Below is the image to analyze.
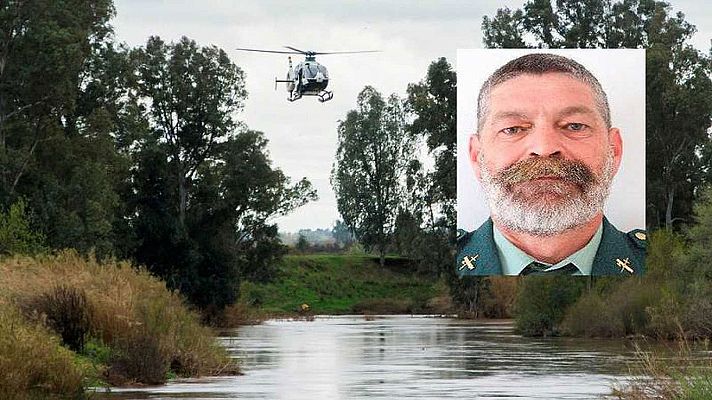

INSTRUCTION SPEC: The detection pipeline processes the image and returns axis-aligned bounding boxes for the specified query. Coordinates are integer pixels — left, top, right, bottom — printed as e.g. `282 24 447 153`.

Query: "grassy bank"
0 251 237 399
234 254 448 318
612 342 712 400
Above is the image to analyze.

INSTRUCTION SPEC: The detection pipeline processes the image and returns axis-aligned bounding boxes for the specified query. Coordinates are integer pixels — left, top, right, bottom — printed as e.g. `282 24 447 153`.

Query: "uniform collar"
493 222 603 276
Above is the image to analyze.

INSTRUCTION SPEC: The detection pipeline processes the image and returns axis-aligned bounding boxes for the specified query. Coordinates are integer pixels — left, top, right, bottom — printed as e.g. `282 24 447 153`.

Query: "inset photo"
456 49 646 276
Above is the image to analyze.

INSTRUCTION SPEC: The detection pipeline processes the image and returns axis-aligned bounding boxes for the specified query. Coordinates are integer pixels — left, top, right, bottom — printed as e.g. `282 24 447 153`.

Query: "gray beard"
478 152 615 236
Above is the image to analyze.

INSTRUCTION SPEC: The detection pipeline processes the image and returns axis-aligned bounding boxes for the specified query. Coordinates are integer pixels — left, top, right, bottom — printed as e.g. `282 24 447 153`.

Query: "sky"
112 0 712 233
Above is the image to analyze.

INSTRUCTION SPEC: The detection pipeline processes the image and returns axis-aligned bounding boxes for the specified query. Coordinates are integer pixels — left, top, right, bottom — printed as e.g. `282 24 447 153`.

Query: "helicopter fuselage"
289 60 329 92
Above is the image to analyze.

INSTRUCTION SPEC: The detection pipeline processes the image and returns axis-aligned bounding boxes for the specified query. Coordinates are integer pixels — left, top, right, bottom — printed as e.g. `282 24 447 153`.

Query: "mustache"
493 157 597 189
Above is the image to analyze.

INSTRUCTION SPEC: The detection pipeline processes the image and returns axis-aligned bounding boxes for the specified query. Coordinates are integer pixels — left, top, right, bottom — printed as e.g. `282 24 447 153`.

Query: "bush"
108 329 170 385
513 276 587 336
481 276 518 318
0 200 46 256
560 291 625 337
22 285 92 352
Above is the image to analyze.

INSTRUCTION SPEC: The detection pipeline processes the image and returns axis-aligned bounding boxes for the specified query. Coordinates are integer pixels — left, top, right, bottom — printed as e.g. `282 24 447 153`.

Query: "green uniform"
456 217 646 276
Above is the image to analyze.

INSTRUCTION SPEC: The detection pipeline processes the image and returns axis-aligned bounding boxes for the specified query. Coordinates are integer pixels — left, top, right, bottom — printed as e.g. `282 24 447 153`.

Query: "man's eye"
566 123 587 131
500 126 525 135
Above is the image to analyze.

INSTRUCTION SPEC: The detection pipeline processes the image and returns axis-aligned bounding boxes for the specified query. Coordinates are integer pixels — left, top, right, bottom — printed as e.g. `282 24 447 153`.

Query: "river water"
98 315 648 399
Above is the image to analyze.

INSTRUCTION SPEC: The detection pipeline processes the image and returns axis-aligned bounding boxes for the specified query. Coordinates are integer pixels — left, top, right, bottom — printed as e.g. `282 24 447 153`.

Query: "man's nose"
527 125 562 158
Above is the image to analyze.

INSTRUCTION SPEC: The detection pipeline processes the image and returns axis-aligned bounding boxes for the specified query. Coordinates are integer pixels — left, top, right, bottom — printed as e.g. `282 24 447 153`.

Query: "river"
97 315 649 399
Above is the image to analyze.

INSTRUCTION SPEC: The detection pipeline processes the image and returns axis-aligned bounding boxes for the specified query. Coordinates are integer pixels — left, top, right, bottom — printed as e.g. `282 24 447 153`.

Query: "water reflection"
97 315 645 399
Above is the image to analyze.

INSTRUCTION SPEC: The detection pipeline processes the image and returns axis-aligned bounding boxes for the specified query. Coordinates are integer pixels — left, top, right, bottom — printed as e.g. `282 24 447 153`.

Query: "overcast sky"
112 0 712 232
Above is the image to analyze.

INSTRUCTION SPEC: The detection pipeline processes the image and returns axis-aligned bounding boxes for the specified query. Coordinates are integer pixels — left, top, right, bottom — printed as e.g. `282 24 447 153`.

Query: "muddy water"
97 315 648 399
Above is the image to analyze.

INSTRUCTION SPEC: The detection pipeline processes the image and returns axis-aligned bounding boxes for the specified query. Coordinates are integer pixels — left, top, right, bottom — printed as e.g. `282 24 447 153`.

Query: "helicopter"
235 46 378 102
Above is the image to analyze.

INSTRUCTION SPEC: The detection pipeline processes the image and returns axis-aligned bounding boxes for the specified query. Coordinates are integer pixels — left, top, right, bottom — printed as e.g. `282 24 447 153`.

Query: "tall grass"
0 250 237 389
612 341 712 399
0 302 85 400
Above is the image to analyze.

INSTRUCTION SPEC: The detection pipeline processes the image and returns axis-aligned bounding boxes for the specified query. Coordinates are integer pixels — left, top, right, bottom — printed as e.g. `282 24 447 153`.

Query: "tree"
406 58 457 229
331 86 414 266
0 0 114 200
332 219 355 249
0 199 46 255
132 36 247 226
296 234 309 253
482 0 712 230
129 37 316 314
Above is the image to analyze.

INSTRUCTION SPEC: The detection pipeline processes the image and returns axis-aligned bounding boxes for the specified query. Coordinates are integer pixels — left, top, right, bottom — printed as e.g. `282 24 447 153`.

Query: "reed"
0 250 237 388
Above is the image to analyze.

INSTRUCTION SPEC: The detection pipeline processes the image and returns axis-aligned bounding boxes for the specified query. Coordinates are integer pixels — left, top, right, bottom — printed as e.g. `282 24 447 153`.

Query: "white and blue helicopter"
235 46 378 102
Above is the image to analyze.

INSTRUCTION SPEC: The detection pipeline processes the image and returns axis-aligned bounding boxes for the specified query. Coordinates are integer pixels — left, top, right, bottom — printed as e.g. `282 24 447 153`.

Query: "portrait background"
456 49 646 232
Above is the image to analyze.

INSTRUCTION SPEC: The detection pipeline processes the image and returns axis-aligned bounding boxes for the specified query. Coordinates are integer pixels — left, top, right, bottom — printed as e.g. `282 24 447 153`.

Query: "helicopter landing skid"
317 90 333 102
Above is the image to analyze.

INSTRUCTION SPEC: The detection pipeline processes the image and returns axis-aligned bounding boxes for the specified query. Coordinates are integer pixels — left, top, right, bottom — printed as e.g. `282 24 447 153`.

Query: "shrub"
108 329 170 385
481 276 518 318
560 291 625 337
0 200 46 256
22 285 92 352
513 276 587 336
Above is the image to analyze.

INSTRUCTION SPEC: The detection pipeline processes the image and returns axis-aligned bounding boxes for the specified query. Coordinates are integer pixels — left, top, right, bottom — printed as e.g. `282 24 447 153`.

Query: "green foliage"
332 219 355 248
0 200 46 255
332 87 414 266
130 37 315 313
561 277 658 338
513 277 587 336
406 58 457 228
245 255 439 315
296 234 309 253
560 291 625 337
0 0 123 258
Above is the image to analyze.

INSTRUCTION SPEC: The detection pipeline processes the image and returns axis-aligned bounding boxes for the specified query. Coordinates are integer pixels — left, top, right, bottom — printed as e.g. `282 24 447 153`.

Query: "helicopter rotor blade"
284 46 309 54
311 50 380 55
235 47 302 55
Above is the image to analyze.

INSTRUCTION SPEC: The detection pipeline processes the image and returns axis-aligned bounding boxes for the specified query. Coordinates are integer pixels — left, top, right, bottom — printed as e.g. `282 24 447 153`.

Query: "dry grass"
0 302 85 400
611 340 712 400
0 250 237 387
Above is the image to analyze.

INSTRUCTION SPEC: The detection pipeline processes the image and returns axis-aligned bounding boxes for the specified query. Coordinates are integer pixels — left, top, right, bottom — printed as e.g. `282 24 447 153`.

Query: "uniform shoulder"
626 229 647 249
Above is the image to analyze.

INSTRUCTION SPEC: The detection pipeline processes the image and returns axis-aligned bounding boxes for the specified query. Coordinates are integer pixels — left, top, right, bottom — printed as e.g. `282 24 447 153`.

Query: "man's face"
470 72 623 235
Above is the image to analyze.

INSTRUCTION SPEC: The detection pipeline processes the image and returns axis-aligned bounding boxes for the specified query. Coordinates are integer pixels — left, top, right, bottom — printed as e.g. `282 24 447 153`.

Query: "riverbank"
0 251 238 400
226 254 450 324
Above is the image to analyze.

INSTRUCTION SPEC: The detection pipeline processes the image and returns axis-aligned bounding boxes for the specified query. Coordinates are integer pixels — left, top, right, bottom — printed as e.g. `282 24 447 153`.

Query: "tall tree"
482 0 712 230
132 36 246 226
0 0 114 199
406 57 457 229
406 58 493 308
331 86 414 266
0 1 135 256
129 38 316 313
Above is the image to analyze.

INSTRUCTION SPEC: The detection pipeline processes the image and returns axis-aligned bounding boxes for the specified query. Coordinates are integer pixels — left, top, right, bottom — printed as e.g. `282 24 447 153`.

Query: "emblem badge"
460 254 479 271
616 257 634 274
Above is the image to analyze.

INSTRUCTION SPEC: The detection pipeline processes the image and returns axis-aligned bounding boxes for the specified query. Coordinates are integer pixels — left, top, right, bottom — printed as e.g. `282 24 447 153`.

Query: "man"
457 53 645 276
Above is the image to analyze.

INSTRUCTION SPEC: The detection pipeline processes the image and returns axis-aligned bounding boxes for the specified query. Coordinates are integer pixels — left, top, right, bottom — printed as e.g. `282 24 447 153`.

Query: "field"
238 254 448 316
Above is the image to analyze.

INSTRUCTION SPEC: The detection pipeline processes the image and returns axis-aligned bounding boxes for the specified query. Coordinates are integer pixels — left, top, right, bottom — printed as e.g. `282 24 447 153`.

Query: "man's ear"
469 134 483 180
609 127 623 174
